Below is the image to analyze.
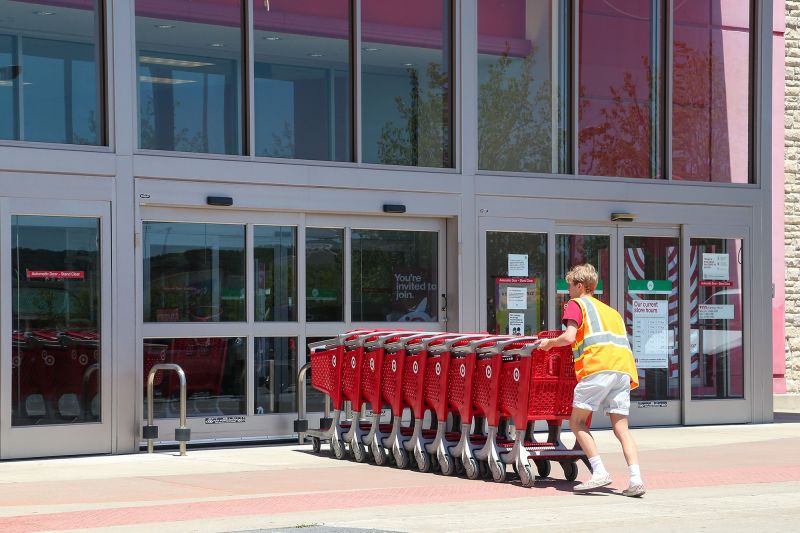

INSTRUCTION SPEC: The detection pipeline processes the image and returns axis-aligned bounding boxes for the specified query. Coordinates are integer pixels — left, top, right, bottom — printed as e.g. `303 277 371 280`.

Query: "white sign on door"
507 254 529 277
508 313 525 335
632 300 669 369
702 253 729 281
506 287 528 310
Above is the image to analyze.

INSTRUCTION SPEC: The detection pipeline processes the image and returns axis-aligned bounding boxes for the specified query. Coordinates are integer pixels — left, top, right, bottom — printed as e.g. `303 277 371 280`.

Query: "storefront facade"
0 0 775 459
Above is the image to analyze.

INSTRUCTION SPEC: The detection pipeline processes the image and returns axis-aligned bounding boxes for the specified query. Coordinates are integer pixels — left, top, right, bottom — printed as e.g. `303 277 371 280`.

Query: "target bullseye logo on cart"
369 358 375 371
391 360 397 372
332 355 337 367
351 356 356 369
485 366 492 379
460 364 466 378
435 362 441 376
513 368 520 382
413 361 419 374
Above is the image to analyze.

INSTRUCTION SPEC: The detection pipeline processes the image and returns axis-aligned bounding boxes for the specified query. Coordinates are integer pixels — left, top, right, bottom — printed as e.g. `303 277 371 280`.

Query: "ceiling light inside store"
263 36 281 41
34 10 55 16
210 42 225 47
308 53 324 58
139 75 197 85
155 24 176 29
403 63 414 67
140 56 214 68
363 47 380 52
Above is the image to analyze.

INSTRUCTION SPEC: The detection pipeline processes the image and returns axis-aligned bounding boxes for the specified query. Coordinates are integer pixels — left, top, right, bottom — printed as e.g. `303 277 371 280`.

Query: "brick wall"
786 1 800 393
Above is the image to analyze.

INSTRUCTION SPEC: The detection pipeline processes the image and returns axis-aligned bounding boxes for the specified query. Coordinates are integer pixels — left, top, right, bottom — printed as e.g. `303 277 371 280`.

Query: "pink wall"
773 2 786 393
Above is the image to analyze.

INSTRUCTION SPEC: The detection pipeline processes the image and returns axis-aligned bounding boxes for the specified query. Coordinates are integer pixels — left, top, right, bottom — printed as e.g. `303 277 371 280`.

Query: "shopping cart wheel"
371 441 387 465
416 449 432 473
331 437 347 460
465 458 480 480
352 440 367 463
519 465 535 487
311 437 321 453
534 459 551 478
491 461 507 483
561 461 579 481
439 455 455 476
478 460 490 479
394 447 409 469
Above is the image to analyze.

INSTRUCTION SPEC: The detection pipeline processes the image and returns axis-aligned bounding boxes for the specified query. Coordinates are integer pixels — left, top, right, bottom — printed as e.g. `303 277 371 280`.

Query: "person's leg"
609 413 645 497
570 407 612 490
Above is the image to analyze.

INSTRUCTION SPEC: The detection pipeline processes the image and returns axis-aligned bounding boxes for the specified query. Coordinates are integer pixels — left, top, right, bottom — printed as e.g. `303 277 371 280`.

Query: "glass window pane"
623 236 680 401
486 232 547 335
143 222 246 322
578 0 662 178
12 216 101 426
136 0 243 154
144 337 245 418
556 235 611 318
254 225 297 321
254 337 298 414
477 0 569 173
672 1 752 183
253 0 351 161
361 0 452 167
351 230 438 322
689 238 744 399
0 0 103 145
306 228 344 321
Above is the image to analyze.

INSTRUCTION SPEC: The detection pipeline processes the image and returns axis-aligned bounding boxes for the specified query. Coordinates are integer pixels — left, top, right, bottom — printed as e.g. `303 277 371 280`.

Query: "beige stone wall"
787 1 800 393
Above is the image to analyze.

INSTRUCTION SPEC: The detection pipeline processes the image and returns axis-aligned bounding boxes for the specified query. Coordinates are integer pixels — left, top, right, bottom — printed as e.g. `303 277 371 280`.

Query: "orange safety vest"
571 296 639 389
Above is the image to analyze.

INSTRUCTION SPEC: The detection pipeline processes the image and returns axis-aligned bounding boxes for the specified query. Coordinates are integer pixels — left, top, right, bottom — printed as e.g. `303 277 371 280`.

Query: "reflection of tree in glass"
139 96 207 153
478 48 555 173
377 63 449 167
260 121 295 158
579 56 654 178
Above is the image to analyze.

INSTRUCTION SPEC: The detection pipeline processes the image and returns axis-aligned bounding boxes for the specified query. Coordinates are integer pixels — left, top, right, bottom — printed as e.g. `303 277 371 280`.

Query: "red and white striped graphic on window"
624 247 646 381
666 246 700 378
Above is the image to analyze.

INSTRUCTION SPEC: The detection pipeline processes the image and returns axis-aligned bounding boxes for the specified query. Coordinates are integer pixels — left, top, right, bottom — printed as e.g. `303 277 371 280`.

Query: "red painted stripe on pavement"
2 464 800 532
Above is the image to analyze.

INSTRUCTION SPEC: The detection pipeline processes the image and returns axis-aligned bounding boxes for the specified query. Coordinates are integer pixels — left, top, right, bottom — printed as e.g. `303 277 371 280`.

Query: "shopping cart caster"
351 440 368 463
478 460 490 479
490 461 506 483
331 436 347 460
534 459 551 478
415 449 432 473
371 440 387 466
439 454 455 476
312 437 321 453
465 458 480 480
560 460 579 481
518 464 535 487
393 446 409 469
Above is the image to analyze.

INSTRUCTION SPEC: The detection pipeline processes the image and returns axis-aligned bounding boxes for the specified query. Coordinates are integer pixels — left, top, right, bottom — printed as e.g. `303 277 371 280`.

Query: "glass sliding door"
1 199 111 459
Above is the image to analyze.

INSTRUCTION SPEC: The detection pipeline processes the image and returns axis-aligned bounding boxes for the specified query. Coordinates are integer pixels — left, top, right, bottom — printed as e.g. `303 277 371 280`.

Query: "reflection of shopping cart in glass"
62 330 101 420
12 330 49 422
28 330 87 420
154 338 229 415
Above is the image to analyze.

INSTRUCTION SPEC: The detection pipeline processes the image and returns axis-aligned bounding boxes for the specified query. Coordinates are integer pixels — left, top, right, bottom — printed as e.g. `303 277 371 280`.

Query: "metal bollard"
145 363 189 456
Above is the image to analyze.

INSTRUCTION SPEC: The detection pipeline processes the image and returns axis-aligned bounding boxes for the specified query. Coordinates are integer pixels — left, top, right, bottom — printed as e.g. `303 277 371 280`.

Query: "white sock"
629 464 643 485
589 456 608 477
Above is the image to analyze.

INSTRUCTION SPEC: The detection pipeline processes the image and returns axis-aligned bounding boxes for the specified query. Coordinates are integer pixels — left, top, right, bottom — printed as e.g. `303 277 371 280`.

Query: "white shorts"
573 371 631 416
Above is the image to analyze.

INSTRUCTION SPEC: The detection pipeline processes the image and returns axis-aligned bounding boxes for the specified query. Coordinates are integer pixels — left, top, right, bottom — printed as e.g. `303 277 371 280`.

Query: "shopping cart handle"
479 336 540 356
364 330 420 350
504 341 543 357
453 335 512 355
427 333 490 353
384 331 443 351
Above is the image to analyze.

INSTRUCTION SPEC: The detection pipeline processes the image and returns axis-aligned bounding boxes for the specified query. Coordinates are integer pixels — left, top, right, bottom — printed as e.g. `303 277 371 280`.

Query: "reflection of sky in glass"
135 1 242 154
0 0 101 144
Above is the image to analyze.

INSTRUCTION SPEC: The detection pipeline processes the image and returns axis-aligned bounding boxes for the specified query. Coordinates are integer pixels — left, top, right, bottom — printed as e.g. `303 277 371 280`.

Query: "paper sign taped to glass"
631 299 669 369
495 277 539 335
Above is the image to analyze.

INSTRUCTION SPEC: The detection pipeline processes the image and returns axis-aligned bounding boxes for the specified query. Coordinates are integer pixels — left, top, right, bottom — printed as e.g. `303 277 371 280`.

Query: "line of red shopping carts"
304 330 588 486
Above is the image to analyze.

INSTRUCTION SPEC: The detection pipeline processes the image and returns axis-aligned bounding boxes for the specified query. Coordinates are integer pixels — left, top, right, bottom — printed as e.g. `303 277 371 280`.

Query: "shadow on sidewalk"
773 411 800 423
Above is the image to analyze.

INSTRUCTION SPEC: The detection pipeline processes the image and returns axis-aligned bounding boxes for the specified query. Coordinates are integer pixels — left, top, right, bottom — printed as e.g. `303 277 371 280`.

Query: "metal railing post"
296 362 311 444
144 363 189 456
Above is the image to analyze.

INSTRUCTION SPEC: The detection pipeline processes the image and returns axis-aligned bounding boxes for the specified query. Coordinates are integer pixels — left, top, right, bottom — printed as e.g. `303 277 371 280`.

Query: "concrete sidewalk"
1 415 800 532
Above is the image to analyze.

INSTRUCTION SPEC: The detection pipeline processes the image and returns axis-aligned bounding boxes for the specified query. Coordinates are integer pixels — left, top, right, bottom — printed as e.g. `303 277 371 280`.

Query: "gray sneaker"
574 473 613 491
622 483 646 497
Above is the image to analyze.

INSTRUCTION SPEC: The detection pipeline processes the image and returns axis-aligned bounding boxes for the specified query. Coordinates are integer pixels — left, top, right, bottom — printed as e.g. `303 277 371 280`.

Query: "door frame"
681 224 751 425
0 198 112 459
135 205 449 443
